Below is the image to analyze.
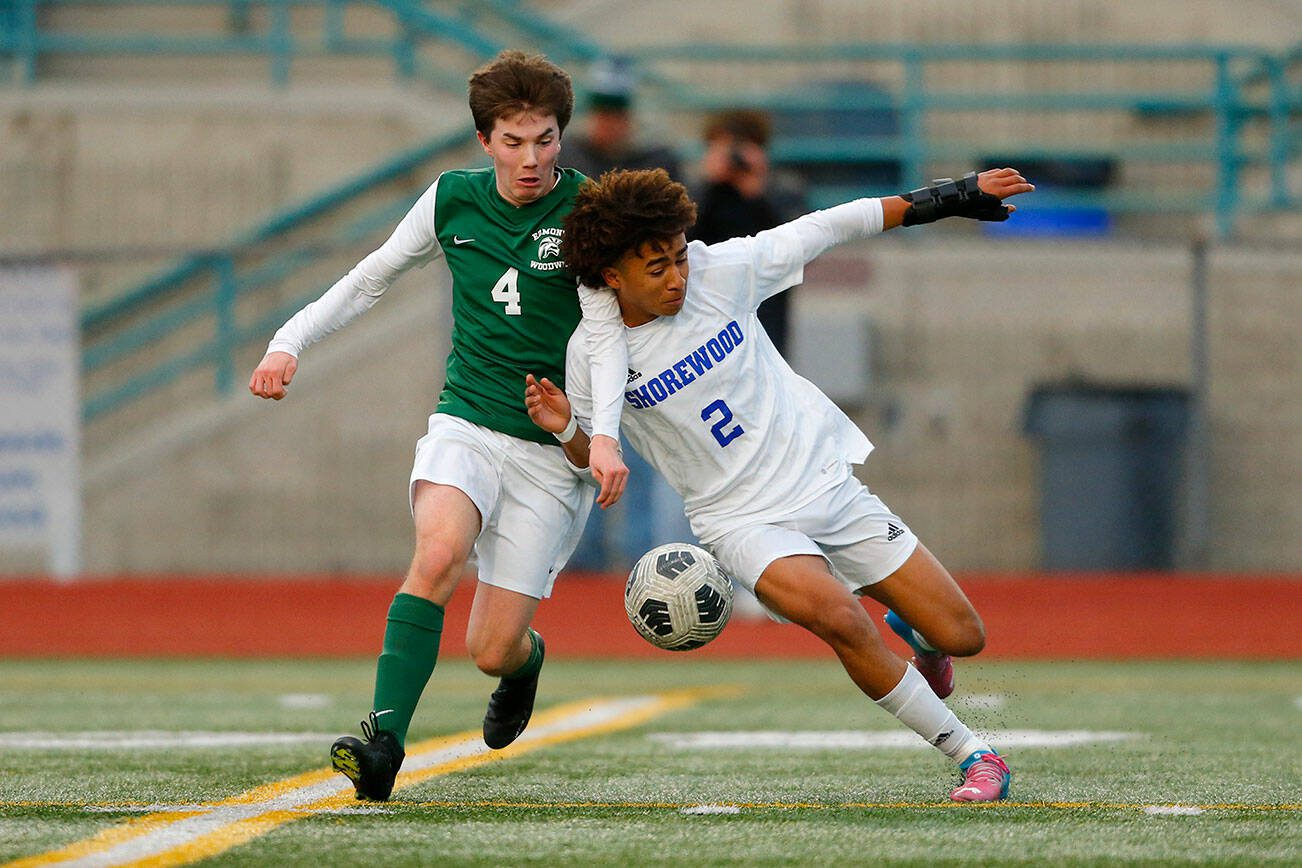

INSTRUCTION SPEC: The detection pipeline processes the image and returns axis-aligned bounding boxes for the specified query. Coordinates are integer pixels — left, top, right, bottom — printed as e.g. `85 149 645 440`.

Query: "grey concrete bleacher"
0 1 1297 574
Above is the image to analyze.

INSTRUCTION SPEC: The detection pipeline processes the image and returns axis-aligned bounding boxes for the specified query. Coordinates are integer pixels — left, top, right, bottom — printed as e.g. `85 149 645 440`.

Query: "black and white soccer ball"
625 543 734 651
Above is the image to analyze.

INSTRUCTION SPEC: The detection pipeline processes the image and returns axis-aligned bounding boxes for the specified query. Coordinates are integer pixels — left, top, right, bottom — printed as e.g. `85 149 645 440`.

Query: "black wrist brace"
900 171 1009 226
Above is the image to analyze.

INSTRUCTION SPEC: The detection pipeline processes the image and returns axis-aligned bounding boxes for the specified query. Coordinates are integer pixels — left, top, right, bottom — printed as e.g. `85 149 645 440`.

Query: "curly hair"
562 169 697 289
467 50 573 138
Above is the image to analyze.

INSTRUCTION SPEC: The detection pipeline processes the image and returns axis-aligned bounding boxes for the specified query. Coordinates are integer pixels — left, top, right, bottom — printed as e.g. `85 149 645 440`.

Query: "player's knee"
809 599 875 652
938 610 985 657
467 639 516 677
408 538 465 591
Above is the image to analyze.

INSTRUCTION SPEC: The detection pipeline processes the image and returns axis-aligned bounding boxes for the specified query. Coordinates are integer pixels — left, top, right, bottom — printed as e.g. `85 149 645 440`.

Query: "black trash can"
1023 384 1190 570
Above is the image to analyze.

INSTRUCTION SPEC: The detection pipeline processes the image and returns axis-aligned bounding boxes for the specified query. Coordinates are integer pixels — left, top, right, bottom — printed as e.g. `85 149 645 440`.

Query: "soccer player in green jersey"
249 51 630 801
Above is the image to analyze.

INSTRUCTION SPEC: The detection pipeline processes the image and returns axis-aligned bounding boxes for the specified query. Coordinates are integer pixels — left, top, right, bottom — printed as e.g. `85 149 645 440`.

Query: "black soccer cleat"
482 634 544 749
330 711 404 801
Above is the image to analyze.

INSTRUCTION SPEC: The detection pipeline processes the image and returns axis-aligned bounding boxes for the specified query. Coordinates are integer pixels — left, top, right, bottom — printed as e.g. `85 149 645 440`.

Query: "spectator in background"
690 109 805 356
564 57 681 180
564 58 687 574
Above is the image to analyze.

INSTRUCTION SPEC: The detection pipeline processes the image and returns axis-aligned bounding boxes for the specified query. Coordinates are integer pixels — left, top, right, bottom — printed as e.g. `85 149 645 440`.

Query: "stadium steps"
83 259 451 573
23 0 408 86
80 134 482 460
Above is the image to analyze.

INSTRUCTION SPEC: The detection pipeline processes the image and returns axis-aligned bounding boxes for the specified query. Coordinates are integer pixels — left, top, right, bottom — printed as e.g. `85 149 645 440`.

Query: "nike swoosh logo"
453 236 475 245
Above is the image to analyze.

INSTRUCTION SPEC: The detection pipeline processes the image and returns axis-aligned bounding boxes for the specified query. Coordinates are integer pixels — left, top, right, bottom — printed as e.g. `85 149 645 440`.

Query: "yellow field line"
306 688 713 811
4 814 207 868
4 689 717 868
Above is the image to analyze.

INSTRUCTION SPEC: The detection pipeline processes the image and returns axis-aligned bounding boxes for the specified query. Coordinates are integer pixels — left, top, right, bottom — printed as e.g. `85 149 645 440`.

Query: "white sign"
0 266 81 576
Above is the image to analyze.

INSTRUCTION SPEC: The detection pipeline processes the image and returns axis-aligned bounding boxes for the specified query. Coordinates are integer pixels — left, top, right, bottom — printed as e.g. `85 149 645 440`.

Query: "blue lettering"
0 469 37 491
0 507 45 528
0 430 65 452
685 348 714 376
672 360 696 386
625 320 746 411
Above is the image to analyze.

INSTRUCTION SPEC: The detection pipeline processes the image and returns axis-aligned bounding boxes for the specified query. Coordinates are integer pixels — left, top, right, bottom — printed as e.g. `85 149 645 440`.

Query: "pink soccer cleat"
950 751 1011 802
912 652 955 699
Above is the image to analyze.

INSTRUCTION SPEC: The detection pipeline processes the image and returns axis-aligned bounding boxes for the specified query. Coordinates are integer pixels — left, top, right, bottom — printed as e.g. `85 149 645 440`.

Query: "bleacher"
0 1 1297 573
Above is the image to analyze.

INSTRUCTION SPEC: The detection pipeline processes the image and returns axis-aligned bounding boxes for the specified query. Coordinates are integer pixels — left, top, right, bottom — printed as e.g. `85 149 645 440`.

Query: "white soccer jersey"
567 198 886 543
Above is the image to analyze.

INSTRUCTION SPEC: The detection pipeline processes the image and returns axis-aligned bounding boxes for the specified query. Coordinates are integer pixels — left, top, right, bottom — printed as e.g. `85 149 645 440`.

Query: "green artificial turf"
1 658 1297 866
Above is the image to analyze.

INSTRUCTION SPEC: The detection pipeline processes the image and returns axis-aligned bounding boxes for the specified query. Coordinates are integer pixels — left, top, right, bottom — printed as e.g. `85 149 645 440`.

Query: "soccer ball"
625 543 734 651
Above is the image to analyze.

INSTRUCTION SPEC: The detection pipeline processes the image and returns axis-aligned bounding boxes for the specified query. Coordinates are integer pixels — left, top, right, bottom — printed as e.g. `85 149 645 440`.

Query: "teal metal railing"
622 42 1299 235
0 0 506 86
29 2 1293 422
80 126 474 421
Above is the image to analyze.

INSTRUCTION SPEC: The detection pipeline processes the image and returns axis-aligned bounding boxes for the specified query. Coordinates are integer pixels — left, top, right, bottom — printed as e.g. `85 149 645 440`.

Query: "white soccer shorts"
409 413 593 599
708 472 919 597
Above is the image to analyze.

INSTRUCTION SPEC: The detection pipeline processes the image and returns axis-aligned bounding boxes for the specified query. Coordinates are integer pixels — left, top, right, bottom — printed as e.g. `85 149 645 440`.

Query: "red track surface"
2 573 1298 660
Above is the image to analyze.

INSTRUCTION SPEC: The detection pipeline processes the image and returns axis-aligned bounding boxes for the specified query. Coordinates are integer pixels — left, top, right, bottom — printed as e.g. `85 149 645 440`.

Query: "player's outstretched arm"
525 374 592 472
881 167 1034 230
249 351 298 400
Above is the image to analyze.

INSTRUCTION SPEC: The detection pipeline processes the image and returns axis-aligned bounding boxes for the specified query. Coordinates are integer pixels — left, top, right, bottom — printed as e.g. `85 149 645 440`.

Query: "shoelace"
965 754 1009 784
359 710 381 742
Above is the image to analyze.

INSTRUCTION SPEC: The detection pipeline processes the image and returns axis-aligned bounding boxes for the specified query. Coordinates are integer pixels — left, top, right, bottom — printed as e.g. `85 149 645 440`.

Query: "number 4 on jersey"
491 267 521 315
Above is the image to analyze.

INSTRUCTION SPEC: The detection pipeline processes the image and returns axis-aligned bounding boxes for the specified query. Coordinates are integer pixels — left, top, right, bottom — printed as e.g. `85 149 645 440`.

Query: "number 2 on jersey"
701 399 744 448
491 267 522 315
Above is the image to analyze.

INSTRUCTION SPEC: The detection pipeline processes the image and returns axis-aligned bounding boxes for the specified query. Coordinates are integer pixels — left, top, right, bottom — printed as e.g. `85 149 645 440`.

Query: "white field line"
79 805 391 815
0 733 335 750
648 729 1139 750
9 693 696 868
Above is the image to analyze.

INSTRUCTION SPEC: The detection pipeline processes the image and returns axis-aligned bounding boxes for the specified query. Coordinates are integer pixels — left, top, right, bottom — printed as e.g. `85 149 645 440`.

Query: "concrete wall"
555 0 1300 48
795 236 1299 572
0 84 465 305
81 272 448 575
68 237 1299 575
2 0 1295 574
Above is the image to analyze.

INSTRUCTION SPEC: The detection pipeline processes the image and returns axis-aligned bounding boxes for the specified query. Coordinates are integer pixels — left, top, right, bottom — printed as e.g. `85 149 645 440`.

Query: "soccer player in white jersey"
525 167 1034 802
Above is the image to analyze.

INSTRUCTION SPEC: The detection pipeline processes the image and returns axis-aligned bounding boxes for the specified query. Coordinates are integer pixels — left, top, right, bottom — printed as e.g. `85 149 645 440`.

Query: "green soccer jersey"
432 167 587 444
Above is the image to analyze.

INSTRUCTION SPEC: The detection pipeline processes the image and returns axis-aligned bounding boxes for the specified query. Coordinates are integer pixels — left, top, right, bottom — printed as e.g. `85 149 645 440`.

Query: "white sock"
874 663 988 763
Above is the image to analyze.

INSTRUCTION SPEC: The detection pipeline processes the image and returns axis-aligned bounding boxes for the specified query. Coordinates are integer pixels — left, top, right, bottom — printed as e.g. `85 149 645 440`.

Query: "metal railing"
624 42 1299 234
0 0 505 85
80 126 473 421
13 2 1293 422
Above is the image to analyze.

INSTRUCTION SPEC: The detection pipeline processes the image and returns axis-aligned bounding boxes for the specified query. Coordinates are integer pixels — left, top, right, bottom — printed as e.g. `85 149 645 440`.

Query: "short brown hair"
703 109 771 147
467 50 574 138
563 169 698 289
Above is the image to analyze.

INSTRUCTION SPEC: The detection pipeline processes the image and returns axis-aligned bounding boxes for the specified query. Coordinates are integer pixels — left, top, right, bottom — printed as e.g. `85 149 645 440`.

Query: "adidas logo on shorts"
887 522 905 541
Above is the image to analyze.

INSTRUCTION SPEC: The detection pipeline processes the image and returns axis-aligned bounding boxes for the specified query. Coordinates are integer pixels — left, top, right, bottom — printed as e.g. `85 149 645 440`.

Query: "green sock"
371 593 443 747
505 629 543 682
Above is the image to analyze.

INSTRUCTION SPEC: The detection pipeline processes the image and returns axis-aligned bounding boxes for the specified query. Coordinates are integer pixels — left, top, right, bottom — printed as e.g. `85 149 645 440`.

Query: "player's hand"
524 374 573 434
249 351 297 400
588 434 629 509
976 167 1035 214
